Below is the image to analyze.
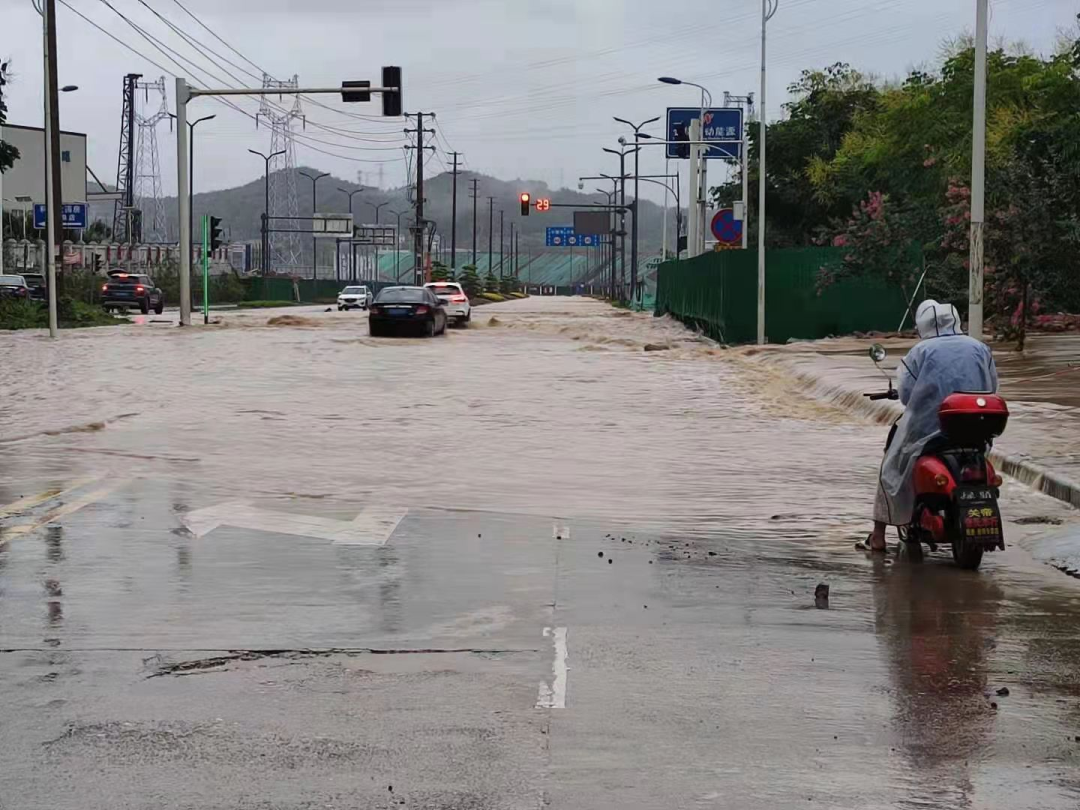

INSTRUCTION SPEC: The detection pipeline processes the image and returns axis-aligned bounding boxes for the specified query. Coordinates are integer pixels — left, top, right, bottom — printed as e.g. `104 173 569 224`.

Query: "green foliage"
0 297 124 330
458 265 481 297
0 60 19 174
430 261 453 282
483 269 499 293
730 22 1080 330
498 274 517 295
83 220 113 243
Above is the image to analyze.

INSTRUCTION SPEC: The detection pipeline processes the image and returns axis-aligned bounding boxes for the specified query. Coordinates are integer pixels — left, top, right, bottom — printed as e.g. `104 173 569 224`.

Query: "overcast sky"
2 0 1075 204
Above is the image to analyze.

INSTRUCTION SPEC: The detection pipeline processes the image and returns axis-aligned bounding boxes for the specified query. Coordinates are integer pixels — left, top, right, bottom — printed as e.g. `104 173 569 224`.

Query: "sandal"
855 534 888 553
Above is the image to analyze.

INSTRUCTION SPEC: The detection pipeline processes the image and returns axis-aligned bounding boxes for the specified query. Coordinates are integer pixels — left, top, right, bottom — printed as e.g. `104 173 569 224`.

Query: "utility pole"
515 230 520 281
509 221 515 279
499 209 505 277
404 112 436 284
487 196 495 273
35 0 63 335
759 0 779 345
469 178 479 265
449 151 462 270
968 0 988 341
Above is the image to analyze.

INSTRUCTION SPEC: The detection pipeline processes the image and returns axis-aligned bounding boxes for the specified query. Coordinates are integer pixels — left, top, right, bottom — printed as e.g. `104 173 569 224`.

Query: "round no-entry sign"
711 209 743 245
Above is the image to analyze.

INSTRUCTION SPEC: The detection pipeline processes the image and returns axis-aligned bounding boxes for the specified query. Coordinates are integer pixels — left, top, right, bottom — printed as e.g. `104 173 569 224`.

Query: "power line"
56 1 404 166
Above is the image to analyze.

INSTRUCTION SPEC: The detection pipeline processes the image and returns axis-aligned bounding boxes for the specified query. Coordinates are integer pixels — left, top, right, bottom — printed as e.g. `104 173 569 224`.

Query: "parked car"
20 273 47 302
368 286 447 338
0 274 31 301
337 285 372 310
101 272 165 314
424 281 471 325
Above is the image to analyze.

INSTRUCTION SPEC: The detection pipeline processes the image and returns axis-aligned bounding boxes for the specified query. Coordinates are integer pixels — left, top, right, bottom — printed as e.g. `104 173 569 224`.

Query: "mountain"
149 168 676 263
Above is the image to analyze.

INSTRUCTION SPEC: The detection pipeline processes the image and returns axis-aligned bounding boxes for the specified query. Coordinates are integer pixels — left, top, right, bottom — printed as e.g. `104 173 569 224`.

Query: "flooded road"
2 297 1079 808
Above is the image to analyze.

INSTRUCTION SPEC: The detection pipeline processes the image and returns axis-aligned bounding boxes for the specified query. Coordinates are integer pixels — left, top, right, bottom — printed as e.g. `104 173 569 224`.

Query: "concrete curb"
752 353 1080 514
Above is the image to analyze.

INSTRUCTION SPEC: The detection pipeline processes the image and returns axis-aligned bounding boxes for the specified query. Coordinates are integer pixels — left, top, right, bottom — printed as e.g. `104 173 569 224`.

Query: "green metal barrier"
655 248 909 344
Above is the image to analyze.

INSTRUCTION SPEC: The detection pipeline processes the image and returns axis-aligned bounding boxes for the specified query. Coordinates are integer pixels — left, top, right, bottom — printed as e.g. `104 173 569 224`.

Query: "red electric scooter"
865 344 1009 570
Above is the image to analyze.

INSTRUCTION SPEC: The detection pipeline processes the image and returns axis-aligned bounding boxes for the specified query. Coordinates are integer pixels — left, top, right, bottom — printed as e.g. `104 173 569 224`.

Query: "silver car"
337 285 372 311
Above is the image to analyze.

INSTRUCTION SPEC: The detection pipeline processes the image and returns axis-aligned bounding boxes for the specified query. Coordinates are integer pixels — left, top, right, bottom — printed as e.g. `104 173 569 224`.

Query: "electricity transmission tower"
133 76 170 243
257 73 304 269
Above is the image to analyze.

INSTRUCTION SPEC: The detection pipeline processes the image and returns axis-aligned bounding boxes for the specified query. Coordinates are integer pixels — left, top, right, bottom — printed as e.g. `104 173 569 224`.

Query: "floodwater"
2 297 1080 809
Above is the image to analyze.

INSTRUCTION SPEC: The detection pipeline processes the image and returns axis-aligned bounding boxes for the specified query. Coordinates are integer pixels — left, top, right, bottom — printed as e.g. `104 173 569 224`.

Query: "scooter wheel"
951 539 984 570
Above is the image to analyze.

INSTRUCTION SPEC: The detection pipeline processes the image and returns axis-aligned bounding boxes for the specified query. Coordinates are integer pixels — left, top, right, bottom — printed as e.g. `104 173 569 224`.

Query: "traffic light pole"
202 214 209 325
176 72 401 326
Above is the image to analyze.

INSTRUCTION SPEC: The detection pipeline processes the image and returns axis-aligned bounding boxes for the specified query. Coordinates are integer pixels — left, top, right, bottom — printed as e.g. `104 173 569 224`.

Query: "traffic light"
520 193 531 216
341 80 371 103
382 66 402 117
209 216 224 252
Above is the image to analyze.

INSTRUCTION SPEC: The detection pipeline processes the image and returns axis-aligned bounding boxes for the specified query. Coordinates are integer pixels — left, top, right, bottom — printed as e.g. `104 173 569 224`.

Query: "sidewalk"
743 333 1080 511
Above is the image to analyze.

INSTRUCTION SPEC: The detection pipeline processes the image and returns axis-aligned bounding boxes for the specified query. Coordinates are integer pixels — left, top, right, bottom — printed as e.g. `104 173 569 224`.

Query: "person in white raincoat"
867 300 998 551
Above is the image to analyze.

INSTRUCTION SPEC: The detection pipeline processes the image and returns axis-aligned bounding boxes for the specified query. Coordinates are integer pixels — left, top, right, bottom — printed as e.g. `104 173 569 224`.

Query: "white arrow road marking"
536 626 569 710
182 501 407 546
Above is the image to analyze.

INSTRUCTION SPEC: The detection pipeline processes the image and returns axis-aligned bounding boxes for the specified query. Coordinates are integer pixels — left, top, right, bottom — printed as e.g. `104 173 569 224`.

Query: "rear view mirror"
869 344 887 363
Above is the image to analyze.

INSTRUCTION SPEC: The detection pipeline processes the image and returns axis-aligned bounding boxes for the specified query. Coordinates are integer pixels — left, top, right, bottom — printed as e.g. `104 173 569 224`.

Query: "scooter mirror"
869 344 888 363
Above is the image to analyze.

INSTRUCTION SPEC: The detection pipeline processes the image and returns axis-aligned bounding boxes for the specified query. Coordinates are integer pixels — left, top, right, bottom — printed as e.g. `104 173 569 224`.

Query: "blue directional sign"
34 202 88 230
666 107 743 161
546 227 600 248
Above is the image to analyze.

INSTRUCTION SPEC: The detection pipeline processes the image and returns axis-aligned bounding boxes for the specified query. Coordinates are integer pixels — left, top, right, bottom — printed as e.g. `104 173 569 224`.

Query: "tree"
483 269 499 294
0 60 18 174
458 264 481 298
83 219 113 243
429 261 452 282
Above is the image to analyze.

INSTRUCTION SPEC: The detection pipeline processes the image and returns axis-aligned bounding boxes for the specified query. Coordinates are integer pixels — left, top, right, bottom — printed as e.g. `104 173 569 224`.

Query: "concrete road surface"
2 298 1079 809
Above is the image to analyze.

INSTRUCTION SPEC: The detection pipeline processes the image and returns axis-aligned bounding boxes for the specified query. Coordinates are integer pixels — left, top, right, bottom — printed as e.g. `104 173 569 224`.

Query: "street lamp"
657 76 712 259
603 146 638 301
170 112 215 296
614 116 660 304
389 209 409 282
366 200 390 280
248 148 285 274
339 186 363 281
299 170 329 279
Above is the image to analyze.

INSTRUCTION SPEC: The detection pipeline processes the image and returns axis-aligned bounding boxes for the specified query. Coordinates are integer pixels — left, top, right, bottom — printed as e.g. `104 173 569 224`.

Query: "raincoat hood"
916 300 962 339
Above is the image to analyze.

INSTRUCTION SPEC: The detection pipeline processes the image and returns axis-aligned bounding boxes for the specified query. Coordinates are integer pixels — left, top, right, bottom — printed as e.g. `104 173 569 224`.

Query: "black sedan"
368 286 448 338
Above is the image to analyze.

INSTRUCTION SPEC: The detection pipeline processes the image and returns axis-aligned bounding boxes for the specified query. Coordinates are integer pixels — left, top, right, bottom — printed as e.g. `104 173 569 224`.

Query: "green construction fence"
655 248 910 344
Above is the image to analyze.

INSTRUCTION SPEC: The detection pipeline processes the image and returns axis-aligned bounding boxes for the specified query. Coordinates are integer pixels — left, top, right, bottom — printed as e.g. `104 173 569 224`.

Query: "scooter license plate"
957 487 1003 546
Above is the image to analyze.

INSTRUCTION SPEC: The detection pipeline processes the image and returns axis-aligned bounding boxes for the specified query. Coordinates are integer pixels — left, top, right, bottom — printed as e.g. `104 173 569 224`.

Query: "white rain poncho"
875 301 998 525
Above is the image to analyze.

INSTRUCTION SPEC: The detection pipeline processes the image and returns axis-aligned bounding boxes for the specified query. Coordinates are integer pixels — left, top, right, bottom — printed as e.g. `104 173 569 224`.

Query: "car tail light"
416 305 430 315
960 466 985 483
102 284 109 291
135 285 145 293
451 294 467 302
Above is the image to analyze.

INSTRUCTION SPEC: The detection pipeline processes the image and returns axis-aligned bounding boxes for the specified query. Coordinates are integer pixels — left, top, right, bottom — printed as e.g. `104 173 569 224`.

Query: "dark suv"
101 273 165 314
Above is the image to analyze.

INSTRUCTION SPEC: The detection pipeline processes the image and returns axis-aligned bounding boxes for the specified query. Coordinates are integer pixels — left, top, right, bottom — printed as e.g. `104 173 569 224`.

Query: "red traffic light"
520 193 530 203
520 193 531 216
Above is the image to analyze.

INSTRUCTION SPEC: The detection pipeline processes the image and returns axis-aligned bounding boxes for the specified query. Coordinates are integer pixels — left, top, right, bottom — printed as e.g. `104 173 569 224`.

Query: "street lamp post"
595 186 616 298
390 209 409 282
658 77 712 257
603 146 638 301
614 116 659 303
758 0 779 345
339 186 363 281
367 200 389 281
248 149 285 275
171 113 215 303
969 0 988 340
299 170 329 279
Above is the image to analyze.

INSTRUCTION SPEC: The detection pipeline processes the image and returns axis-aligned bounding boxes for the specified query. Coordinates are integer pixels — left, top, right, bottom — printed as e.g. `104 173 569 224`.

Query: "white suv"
424 282 471 324
337 285 372 310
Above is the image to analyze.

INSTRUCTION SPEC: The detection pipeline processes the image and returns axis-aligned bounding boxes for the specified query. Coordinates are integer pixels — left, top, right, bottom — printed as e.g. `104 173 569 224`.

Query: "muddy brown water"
2 298 1080 809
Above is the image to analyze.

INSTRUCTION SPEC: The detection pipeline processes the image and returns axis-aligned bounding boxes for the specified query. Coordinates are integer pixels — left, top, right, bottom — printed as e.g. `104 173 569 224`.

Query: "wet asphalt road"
2 298 1080 809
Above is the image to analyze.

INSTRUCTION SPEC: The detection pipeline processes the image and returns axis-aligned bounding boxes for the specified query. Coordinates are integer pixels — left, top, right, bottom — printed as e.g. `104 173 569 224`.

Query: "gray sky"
2 0 1075 204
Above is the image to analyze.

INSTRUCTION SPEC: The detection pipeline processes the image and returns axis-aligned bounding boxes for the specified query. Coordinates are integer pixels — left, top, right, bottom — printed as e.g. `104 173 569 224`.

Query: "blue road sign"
546 227 601 248
711 209 743 244
34 202 88 230
666 107 743 161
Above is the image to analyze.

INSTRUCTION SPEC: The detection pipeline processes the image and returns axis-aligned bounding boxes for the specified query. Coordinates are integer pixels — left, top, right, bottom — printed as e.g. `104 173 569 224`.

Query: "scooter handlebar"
864 391 899 401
